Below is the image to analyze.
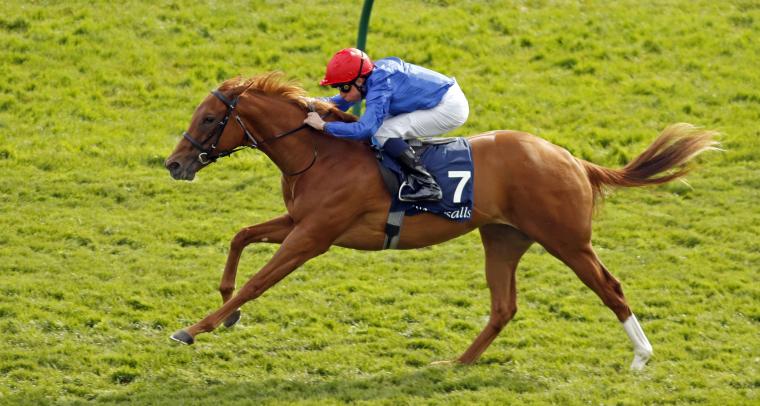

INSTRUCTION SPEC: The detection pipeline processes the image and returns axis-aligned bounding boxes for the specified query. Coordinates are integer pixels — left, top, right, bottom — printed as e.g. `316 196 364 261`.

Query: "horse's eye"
203 116 216 124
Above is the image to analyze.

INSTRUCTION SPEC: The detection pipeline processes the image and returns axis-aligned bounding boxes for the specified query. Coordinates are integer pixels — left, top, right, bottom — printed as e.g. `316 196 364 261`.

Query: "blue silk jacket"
323 57 454 141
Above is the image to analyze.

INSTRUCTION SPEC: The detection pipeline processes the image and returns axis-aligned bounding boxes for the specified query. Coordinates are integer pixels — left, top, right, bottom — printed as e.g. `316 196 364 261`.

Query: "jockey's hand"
304 112 326 131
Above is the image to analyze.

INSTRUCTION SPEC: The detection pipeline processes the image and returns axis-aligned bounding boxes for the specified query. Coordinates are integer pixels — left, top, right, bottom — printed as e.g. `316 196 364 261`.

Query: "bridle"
182 90 328 176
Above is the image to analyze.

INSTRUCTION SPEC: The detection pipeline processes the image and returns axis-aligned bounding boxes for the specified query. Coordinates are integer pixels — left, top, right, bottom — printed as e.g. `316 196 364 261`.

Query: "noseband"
182 90 327 176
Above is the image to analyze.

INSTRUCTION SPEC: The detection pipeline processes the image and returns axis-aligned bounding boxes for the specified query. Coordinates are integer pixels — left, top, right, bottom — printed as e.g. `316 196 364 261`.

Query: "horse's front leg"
171 226 333 345
219 215 294 327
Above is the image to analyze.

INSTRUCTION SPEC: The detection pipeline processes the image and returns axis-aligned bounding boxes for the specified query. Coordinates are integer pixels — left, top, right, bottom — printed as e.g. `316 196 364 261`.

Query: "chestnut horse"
164 72 718 370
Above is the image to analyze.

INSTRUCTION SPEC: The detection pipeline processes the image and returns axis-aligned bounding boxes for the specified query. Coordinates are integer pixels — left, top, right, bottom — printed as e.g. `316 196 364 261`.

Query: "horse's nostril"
166 161 180 171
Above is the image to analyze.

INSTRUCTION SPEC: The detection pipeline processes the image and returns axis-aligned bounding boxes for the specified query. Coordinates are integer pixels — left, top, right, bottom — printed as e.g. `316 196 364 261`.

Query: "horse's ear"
328 107 359 123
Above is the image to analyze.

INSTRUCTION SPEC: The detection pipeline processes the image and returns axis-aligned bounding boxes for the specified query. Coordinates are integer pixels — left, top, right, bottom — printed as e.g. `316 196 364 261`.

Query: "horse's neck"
264 127 317 177
242 94 359 176
324 107 358 124
242 96 316 175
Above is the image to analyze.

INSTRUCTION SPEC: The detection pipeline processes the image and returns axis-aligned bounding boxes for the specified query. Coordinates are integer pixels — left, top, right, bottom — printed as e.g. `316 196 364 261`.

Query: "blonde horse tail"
580 123 721 203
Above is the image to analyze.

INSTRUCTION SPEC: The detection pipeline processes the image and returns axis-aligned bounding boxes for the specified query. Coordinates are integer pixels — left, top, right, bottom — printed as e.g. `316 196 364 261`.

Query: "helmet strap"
353 50 370 97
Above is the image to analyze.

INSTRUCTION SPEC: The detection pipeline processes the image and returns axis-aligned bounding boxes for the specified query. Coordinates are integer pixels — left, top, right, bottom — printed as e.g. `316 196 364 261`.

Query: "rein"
182 90 329 176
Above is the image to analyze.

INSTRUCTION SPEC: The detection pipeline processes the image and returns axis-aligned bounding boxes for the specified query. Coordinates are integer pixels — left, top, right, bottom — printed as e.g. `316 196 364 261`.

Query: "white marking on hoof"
622 314 653 371
631 347 653 371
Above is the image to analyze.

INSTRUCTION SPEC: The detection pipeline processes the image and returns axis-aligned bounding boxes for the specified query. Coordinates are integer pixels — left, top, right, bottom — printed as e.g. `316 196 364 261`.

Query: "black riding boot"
395 147 443 202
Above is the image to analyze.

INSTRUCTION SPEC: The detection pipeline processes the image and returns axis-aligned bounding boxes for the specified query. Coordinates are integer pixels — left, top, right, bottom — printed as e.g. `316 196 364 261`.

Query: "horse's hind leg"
551 243 653 370
455 224 533 364
219 214 294 327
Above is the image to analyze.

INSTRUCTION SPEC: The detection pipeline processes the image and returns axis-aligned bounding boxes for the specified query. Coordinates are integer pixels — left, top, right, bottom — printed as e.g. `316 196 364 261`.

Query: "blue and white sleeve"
323 78 392 141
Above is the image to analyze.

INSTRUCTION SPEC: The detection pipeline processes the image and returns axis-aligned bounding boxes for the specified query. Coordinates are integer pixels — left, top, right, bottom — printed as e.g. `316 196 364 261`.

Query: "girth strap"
382 208 405 250
376 157 405 250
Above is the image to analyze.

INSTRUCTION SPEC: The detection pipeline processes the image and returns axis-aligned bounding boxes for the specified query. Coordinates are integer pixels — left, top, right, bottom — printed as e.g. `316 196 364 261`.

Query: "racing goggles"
332 82 355 93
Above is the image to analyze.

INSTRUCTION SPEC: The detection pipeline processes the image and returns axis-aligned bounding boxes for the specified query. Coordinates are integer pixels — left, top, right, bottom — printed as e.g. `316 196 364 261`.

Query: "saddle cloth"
377 137 474 222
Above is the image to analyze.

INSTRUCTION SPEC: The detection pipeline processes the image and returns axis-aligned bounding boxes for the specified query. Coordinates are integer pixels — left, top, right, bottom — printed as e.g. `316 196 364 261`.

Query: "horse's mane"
217 72 357 123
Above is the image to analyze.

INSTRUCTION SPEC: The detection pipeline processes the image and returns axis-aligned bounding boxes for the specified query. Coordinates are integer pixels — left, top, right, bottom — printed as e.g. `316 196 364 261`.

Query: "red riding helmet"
319 48 374 86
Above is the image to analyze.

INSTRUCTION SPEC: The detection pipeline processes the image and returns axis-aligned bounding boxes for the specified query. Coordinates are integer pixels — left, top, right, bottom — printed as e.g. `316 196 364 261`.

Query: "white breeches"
373 81 469 147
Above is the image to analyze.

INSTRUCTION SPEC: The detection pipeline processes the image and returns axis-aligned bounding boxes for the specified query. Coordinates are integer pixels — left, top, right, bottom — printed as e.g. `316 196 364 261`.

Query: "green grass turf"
0 0 757 404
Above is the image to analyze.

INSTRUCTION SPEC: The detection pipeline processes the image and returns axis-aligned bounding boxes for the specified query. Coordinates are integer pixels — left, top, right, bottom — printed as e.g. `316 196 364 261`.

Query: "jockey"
304 48 469 202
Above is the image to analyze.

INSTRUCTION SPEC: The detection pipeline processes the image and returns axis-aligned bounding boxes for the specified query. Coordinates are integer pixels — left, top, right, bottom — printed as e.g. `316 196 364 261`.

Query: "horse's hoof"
630 348 653 371
170 330 194 345
223 309 241 328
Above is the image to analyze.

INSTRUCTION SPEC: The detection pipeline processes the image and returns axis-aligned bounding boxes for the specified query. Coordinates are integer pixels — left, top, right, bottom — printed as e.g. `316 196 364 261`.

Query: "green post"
352 0 374 116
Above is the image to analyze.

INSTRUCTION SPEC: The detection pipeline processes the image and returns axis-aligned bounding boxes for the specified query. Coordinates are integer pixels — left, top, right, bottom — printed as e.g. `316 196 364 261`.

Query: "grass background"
1 0 758 404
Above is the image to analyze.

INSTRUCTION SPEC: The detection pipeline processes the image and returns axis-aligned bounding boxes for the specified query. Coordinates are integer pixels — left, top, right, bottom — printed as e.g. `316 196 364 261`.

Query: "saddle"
374 137 475 249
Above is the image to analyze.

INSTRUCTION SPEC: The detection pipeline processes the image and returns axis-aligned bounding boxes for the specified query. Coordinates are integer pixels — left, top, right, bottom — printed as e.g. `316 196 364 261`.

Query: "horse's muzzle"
164 159 196 181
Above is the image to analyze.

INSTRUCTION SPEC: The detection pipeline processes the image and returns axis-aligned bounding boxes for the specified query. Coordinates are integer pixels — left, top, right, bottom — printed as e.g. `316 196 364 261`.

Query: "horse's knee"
230 228 253 251
490 304 517 332
219 284 234 297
